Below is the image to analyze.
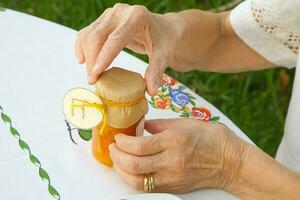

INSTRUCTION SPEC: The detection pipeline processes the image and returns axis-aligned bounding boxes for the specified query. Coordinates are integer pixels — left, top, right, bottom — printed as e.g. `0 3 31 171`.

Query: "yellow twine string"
71 96 145 135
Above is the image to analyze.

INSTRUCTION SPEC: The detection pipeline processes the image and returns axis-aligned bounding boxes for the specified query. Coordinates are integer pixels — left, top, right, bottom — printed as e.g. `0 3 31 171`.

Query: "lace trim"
251 0 299 54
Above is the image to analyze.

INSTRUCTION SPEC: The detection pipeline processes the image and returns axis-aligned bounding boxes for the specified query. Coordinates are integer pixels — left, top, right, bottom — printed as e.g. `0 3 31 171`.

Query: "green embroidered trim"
0 105 61 200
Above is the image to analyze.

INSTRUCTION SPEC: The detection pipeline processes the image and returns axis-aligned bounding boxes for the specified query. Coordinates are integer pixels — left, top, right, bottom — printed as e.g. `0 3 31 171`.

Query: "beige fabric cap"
95 67 148 128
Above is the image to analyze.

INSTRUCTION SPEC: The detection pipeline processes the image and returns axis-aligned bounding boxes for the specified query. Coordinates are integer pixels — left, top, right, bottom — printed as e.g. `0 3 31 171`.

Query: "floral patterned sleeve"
230 0 300 68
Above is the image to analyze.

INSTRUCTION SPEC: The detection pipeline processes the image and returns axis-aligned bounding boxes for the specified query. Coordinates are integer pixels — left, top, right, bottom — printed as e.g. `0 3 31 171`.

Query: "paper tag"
136 117 145 137
62 87 103 130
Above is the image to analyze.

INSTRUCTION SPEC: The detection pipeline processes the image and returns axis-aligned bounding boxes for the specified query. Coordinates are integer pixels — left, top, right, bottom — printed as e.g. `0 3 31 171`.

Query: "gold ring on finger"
144 173 155 192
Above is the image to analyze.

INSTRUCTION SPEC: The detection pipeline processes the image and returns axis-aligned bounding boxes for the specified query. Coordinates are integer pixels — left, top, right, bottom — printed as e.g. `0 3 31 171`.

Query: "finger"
85 24 110 84
126 36 147 54
112 3 129 12
94 7 112 24
113 163 144 191
144 55 166 96
75 30 85 64
114 163 164 192
114 133 166 156
89 25 130 84
82 8 114 83
145 118 180 134
126 40 146 54
109 143 162 174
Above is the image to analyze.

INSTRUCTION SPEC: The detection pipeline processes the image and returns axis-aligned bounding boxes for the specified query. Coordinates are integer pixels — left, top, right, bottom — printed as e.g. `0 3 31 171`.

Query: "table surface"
0 9 251 200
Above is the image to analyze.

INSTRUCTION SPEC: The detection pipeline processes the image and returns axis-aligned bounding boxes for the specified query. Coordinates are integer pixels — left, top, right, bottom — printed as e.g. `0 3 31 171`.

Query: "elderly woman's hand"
76 3 274 96
109 118 249 193
75 3 181 95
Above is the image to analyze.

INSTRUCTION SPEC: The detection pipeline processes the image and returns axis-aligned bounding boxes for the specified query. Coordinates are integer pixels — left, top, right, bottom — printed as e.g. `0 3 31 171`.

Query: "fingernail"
114 133 122 140
87 76 94 85
77 56 83 64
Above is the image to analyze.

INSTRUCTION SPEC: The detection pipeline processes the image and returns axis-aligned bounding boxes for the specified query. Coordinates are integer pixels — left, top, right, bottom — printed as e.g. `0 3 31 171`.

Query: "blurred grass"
0 0 294 157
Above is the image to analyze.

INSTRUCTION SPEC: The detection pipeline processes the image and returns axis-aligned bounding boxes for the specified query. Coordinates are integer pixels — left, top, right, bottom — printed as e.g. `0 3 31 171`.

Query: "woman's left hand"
109 118 249 193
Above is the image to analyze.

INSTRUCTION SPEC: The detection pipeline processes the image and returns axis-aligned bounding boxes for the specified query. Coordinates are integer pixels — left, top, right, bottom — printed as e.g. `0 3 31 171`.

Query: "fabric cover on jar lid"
95 67 148 128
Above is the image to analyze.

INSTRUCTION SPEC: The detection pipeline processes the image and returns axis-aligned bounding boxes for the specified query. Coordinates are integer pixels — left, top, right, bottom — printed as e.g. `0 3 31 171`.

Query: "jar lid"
95 67 148 128
95 67 146 103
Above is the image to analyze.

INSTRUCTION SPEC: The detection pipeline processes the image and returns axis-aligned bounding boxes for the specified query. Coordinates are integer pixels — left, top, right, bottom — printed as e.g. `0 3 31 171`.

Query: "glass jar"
92 119 142 167
91 67 148 167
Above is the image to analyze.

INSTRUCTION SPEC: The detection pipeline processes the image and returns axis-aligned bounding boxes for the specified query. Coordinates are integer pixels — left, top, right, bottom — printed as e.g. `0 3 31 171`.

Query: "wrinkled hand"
109 118 249 193
75 3 180 95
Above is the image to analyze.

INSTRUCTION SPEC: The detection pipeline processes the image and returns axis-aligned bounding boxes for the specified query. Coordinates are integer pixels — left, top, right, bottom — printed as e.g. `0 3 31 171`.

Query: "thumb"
144 55 166 96
145 118 181 134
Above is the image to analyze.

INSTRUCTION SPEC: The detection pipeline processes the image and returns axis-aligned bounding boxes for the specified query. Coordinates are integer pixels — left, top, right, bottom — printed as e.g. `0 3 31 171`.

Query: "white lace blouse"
230 0 300 172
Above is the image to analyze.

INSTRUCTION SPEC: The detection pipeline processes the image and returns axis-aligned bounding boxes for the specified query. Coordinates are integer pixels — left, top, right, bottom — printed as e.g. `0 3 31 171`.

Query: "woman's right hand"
76 4 274 95
75 3 181 95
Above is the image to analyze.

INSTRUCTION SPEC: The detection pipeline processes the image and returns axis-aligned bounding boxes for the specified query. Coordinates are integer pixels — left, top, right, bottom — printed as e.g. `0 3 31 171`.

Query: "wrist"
228 144 300 200
147 12 183 68
162 12 186 68
164 10 225 71
213 128 249 191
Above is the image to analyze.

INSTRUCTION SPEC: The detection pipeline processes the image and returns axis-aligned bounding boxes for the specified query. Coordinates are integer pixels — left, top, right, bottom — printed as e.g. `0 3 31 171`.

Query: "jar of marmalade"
92 67 148 167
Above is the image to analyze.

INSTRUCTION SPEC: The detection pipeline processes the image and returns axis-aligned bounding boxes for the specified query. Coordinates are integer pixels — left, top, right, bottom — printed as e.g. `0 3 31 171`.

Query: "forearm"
228 144 300 199
164 10 276 72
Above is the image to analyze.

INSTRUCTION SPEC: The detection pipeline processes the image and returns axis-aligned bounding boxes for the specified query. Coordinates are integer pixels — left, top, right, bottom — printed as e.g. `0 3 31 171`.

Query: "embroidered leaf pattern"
10 127 20 137
19 139 30 151
190 100 196 106
78 129 92 141
30 154 41 166
0 106 61 199
211 116 220 122
1 112 11 123
48 185 60 199
39 167 50 181
180 113 189 117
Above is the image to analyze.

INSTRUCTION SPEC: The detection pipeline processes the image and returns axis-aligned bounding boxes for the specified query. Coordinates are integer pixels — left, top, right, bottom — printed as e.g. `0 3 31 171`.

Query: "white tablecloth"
0 9 252 200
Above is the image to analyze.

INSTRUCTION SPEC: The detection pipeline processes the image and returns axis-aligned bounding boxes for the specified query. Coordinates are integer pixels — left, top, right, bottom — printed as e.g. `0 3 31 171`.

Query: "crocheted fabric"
251 0 300 54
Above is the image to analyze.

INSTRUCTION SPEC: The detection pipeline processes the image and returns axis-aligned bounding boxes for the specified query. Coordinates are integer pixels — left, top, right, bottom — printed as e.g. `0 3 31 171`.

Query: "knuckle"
130 5 148 18
174 156 189 171
103 7 113 15
113 3 121 9
99 8 113 20
108 26 127 42
104 8 115 19
135 142 147 153
113 3 127 10
161 130 174 145
89 27 106 41
78 29 86 38
128 158 141 173
150 137 162 152
89 29 100 38
173 132 189 146
105 7 112 12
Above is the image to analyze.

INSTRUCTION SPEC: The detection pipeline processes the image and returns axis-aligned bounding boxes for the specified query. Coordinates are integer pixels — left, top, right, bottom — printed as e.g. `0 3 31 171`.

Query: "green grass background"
1 0 294 157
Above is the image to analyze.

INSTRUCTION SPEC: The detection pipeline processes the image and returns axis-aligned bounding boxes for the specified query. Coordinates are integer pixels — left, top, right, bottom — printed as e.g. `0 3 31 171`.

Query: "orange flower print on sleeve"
162 74 177 86
154 96 171 109
191 107 211 122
